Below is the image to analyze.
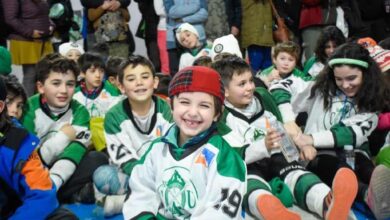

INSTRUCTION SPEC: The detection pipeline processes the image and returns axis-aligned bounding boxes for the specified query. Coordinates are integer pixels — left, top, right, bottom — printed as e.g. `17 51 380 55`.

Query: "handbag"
268 0 292 43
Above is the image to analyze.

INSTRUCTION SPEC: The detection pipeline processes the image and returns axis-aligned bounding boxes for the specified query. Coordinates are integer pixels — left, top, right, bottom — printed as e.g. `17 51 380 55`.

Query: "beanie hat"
0 76 6 102
357 37 377 48
59 42 85 56
175 23 199 45
168 66 225 103
368 46 390 73
210 34 242 60
0 46 12 75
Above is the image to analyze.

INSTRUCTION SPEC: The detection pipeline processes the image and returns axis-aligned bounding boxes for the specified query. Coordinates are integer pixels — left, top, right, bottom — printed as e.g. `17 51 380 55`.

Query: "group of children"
1 26 390 220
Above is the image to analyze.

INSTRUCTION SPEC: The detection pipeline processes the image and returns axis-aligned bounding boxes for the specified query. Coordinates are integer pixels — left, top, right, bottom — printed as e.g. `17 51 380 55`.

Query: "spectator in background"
204 0 241 41
303 25 346 77
154 0 170 74
0 1 7 47
136 0 161 73
2 0 55 97
356 0 390 42
241 0 274 73
59 42 85 63
164 0 208 76
80 0 131 52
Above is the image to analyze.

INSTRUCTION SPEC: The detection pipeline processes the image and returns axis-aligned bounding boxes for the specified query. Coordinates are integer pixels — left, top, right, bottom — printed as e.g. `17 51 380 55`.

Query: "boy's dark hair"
193 56 212 67
118 55 156 83
36 55 80 83
0 76 11 133
211 55 251 87
273 41 301 62
314 26 346 64
77 52 106 73
2 75 27 105
312 43 384 112
379 37 390 50
106 56 126 78
155 74 171 97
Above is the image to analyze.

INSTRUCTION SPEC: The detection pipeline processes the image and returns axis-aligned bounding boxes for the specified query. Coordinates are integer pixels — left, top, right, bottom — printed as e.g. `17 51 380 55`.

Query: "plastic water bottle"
269 120 300 163
344 145 355 170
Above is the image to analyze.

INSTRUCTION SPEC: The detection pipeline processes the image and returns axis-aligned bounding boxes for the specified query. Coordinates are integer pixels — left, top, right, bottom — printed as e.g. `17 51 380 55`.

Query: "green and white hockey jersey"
73 80 122 118
21 94 91 187
270 77 378 154
123 125 247 220
104 96 173 175
218 91 279 164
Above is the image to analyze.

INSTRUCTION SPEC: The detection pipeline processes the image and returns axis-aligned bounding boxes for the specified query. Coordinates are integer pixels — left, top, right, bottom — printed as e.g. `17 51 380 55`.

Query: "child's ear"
36 81 45 94
224 86 229 98
118 82 126 95
0 101 5 114
153 76 159 89
80 71 86 77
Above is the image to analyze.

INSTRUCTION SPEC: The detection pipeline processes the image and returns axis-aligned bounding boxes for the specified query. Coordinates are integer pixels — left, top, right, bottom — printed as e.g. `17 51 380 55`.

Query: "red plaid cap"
168 66 225 103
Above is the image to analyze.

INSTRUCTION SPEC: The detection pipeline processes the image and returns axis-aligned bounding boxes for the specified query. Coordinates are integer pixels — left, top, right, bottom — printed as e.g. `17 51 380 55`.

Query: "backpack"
49 0 78 42
94 10 128 43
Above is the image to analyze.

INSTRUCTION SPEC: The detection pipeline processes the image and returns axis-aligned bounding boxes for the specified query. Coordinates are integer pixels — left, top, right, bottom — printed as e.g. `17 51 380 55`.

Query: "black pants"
46 207 78 220
306 151 375 202
57 151 109 203
248 153 307 181
168 48 180 76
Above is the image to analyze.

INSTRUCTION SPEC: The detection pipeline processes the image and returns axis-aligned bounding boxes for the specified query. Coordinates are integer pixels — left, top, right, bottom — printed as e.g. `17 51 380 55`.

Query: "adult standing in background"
204 0 241 42
241 0 274 73
0 1 7 47
164 0 208 76
355 0 390 42
2 0 54 97
80 0 131 51
135 0 161 72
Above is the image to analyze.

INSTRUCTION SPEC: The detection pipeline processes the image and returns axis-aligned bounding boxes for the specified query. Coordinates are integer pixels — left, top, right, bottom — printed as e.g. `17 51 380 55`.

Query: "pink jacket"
378 112 390 130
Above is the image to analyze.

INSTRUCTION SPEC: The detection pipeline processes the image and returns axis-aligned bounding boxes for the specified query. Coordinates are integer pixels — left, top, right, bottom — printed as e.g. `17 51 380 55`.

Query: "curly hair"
311 43 385 112
314 26 346 64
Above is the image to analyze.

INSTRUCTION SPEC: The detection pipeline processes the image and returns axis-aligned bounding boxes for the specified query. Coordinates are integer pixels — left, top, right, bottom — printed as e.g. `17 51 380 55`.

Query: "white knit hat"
368 46 390 73
210 34 242 60
175 23 199 45
59 42 85 56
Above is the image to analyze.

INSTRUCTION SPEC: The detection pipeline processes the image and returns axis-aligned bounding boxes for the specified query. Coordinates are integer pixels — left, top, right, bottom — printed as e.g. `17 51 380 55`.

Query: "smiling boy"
21 56 108 203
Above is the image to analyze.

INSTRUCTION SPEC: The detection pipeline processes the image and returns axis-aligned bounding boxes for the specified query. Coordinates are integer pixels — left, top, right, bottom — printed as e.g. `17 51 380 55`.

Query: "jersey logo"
195 148 215 167
158 168 198 219
244 127 266 142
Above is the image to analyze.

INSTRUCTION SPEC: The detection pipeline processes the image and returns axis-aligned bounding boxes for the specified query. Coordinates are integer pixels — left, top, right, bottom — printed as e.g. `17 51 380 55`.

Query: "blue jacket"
0 127 58 220
164 0 208 49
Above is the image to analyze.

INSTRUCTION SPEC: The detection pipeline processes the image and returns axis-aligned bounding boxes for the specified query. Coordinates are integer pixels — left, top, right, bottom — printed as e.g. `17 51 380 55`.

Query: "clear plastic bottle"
344 145 355 170
270 120 300 163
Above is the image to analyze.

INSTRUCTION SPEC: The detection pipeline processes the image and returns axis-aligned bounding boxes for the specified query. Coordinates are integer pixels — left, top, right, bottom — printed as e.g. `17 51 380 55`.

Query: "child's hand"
60 124 76 140
101 0 112 10
293 133 316 161
269 69 281 82
108 0 121 11
283 121 302 139
32 30 44 38
265 128 281 151
299 145 317 161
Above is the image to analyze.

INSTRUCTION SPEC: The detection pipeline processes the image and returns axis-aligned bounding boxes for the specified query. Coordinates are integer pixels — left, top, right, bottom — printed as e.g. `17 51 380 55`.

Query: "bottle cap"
344 145 353 150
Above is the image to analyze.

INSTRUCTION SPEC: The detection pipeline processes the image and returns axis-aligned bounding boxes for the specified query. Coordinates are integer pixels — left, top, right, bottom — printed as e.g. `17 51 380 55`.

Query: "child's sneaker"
103 194 126 217
257 194 301 220
366 164 390 220
324 168 358 220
